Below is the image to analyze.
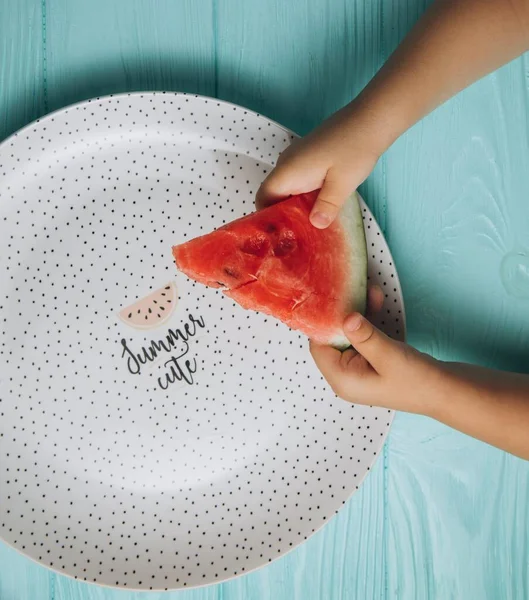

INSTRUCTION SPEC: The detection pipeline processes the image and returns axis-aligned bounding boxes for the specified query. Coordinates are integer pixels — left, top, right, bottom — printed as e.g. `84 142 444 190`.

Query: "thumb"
343 313 402 373
309 173 351 228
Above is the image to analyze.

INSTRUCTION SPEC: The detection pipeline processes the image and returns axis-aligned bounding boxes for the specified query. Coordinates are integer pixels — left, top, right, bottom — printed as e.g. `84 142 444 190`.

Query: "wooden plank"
0 543 52 600
216 0 384 133
387 414 529 599
0 0 45 140
384 73 529 371
382 0 529 595
45 0 216 112
0 1 51 597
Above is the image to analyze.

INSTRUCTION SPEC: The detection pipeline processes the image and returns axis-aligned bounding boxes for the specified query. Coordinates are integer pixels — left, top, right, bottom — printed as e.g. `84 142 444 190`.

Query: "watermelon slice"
118 282 177 330
172 191 367 348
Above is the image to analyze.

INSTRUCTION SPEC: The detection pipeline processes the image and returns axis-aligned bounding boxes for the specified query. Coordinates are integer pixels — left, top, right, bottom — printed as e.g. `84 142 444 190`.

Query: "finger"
343 313 401 373
309 341 341 377
366 285 384 318
309 174 350 229
309 341 345 391
309 341 377 400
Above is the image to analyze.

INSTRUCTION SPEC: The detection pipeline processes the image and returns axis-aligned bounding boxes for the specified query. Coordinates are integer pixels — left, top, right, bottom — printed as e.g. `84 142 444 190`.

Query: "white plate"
0 93 405 590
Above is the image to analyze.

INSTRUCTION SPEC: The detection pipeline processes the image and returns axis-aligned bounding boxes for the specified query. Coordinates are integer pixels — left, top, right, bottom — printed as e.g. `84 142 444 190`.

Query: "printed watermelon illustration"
118 282 177 330
172 190 367 348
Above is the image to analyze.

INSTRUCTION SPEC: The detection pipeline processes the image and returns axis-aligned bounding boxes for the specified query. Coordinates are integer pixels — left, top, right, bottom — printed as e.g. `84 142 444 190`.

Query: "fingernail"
310 211 331 229
344 314 363 332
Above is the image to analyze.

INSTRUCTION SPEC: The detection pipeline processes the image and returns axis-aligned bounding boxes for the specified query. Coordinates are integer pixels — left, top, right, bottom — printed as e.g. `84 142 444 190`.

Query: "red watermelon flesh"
172 190 367 348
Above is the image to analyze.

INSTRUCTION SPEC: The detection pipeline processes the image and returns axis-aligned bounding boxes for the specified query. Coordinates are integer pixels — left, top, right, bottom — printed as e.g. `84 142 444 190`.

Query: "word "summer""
120 313 206 389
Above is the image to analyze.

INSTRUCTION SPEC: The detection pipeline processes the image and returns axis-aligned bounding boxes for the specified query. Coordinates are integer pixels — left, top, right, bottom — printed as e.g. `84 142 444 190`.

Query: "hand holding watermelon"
256 104 382 229
311 288 529 460
252 0 529 460
310 283 438 415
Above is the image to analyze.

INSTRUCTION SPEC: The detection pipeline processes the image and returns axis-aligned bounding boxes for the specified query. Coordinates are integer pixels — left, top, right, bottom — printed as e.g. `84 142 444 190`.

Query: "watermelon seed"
157 314 161 318
137 309 141 314
160 306 165 311
148 308 152 314
145 316 148 320
153 300 158 304
128 313 132 319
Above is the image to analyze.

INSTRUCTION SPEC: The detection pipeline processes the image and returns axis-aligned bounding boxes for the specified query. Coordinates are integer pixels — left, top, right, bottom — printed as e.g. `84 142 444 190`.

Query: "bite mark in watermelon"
172 191 367 348
118 282 177 330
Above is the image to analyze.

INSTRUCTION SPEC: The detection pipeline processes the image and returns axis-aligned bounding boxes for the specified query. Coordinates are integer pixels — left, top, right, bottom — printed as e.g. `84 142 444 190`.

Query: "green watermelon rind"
330 192 368 350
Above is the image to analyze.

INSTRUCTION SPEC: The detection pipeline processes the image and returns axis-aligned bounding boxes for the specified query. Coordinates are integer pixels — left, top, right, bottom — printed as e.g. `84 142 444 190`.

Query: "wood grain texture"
45 0 216 111
0 2 50 599
1 0 529 598
0 543 52 600
0 0 45 139
382 2 529 598
387 414 529 600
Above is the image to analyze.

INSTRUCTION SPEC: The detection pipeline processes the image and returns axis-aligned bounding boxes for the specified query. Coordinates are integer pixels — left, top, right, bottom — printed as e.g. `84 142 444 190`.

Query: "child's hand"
309 285 444 414
310 311 443 414
256 107 382 229
310 290 529 460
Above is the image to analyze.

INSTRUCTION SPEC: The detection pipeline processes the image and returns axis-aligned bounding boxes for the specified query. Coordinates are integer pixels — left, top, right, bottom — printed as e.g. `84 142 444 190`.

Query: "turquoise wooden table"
1 1 528 599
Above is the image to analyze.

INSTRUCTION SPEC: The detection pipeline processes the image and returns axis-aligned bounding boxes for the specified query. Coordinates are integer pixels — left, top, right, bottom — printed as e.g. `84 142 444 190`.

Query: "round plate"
0 93 405 590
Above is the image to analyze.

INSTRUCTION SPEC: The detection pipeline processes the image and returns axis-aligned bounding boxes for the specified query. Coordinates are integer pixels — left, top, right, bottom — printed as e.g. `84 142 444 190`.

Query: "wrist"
341 50 433 157
402 355 460 419
422 360 494 422
337 93 404 160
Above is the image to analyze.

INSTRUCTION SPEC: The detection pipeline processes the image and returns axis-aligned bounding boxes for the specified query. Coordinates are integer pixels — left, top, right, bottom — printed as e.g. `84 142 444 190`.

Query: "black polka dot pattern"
0 92 405 590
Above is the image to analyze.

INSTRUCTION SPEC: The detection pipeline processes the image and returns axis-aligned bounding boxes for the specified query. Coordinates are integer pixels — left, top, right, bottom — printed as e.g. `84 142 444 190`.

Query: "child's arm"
258 0 529 458
257 0 529 227
310 305 529 461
